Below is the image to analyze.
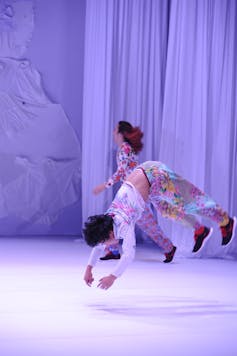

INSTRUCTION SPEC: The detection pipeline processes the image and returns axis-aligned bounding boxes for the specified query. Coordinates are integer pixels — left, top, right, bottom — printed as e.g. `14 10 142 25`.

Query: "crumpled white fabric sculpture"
0 0 34 57
0 57 81 233
0 1 81 233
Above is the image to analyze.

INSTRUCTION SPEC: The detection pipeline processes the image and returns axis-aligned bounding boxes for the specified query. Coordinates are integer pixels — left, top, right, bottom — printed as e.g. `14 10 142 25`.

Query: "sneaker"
100 252 121 260
163 246 177 263
192 226 213 253
221 216 236 246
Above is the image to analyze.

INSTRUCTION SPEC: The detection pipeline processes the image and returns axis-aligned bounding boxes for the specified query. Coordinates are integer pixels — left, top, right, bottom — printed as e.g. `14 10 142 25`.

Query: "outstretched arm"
84 245 104 287
97 223 136 290
93 143 135 195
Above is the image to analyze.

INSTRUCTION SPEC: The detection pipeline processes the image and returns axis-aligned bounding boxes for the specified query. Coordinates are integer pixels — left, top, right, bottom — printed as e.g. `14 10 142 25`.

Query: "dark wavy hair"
118 121 143 154
83 214 114 247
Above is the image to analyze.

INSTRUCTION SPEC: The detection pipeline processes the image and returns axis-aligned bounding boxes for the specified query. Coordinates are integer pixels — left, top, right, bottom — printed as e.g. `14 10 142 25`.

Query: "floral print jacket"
105 142 138 188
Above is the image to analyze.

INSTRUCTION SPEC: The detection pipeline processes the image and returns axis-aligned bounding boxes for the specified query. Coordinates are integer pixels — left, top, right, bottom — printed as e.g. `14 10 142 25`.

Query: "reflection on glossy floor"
0 237 236 356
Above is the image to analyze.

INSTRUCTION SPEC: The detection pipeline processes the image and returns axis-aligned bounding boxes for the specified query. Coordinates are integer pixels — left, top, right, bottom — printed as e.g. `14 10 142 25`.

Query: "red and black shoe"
192 226 213 253
100 252 121 260
163 246 177 263
221 216 236 246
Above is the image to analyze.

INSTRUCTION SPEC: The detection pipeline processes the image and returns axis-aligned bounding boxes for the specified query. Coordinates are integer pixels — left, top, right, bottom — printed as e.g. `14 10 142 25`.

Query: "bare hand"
93 183 106 195
97 274 117 290
84 267 94 287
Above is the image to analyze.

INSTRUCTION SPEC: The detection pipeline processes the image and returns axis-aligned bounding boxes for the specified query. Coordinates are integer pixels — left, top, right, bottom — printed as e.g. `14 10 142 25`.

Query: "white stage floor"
0 237 236 356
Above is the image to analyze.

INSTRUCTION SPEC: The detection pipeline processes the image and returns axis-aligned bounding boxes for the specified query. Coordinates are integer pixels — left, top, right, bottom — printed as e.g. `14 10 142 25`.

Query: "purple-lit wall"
26 0 85 139
25 0 85 235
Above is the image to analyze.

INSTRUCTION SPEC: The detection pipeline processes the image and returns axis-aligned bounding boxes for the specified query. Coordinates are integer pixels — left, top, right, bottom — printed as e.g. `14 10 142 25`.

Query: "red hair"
118 121 143 154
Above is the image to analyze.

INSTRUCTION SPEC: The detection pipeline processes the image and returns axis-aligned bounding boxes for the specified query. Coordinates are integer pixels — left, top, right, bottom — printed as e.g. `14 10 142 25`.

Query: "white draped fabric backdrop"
82 0 237 259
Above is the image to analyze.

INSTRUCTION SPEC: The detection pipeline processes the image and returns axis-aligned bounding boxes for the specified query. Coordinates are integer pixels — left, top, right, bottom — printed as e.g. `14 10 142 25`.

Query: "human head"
83 214 114 247
117 121 144 154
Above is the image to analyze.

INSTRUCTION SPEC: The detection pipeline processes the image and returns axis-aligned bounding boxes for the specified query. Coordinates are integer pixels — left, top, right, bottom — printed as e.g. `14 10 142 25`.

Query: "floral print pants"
136 204 173 253
139 161 229 230
108 182 174 253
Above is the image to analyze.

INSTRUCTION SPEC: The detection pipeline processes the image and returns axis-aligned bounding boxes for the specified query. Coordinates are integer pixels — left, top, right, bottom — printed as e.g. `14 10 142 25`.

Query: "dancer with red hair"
93 121 176 262
93 121 143 195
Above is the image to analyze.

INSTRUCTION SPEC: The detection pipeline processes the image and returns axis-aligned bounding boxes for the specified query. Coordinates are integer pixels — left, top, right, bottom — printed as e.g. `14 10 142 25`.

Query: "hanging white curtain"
160 0 237 257
82 0 114 221
82 0 237 259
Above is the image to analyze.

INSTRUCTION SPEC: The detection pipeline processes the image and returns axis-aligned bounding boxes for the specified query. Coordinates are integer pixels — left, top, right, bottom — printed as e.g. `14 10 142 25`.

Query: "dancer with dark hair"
93 121 175 263
84 161 236 290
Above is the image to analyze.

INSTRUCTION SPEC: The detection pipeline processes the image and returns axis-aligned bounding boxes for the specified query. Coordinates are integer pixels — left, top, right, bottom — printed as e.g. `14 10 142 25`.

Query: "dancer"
93 121 142 260
93 121 175 263
83 161 236 290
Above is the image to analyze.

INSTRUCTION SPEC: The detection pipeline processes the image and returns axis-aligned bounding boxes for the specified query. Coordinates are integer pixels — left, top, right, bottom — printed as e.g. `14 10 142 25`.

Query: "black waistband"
136 167 151 187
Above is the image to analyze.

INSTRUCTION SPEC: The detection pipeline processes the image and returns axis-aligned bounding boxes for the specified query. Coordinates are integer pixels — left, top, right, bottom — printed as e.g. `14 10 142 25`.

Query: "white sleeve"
111 224 136 277
87 245 105 267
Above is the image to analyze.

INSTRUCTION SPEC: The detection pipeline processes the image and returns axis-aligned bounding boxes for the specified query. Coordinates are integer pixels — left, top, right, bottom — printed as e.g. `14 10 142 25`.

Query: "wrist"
105 180 113 189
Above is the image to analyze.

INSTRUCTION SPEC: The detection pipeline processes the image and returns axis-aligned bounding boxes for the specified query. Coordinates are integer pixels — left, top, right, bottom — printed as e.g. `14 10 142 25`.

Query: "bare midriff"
126 168 150 202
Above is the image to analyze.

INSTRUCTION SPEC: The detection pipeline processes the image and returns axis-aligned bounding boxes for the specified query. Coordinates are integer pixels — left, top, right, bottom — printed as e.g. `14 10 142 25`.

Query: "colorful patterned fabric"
105 142 138 187
107 181 173 253
138 161 229 228
107 181 145 225
105 146 174 253
136 204 173 252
